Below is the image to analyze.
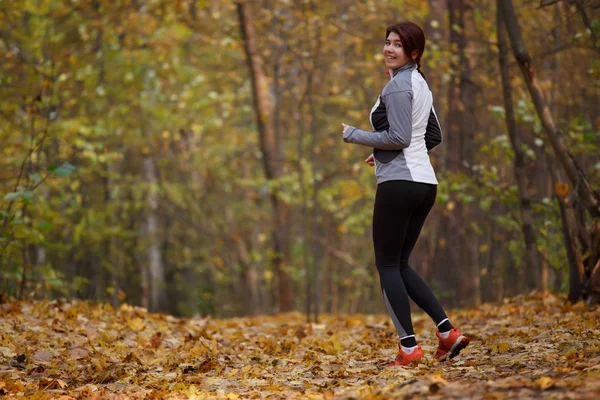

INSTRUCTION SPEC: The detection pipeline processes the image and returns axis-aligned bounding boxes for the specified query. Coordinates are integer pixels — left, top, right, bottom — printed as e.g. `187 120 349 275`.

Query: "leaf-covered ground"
1 293 599 399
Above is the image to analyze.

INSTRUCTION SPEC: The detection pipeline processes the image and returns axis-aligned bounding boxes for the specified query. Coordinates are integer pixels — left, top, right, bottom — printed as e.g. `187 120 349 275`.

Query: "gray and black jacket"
343 62 442 185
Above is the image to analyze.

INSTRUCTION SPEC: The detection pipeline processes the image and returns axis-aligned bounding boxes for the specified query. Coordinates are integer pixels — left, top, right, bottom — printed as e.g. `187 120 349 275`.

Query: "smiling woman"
341 21 469 367
383 32 412 72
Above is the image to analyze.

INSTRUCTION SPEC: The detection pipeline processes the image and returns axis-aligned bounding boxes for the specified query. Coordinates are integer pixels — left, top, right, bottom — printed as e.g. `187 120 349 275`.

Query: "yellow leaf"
240 364 252 377
535 376 554 390
324 335 343 355
492 342 510 354
555 183 569 198
128 317 145 331
65 308 77 320
564 348 578 359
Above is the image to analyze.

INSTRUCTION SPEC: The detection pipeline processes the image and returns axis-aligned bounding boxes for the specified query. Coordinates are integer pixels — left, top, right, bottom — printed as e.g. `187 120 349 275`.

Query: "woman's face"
383 31 412 70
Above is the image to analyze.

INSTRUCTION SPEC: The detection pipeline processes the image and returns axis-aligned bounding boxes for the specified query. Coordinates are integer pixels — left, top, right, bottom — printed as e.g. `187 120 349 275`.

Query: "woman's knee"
399 260 410 271
376 263 401 273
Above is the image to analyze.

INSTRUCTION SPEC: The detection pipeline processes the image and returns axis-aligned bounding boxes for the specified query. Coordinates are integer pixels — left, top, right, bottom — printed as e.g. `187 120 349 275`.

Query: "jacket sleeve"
425 106 443 151
343 90 412 150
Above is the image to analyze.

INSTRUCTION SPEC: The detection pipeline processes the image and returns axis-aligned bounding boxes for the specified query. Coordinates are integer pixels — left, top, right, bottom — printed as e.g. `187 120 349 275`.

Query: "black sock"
438 319 453 332
400 336 417 348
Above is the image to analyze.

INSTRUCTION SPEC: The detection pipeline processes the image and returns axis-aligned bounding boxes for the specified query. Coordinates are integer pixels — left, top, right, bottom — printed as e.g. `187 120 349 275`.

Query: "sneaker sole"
437 336 470 362
387 354 426 367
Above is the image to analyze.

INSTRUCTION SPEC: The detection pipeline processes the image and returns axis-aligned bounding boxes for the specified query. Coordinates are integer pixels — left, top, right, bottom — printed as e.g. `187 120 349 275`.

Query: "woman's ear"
411 50 419 61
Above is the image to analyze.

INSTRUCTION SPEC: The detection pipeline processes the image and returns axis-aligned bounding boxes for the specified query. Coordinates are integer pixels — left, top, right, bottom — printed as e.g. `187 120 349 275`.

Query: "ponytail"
417 62 426 81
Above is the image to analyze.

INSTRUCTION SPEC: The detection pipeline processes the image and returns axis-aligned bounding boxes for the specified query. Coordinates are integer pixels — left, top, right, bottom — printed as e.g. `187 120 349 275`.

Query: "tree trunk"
487 206 501 302
307 23 324 323
438 0 463 309
235 233 260 316
496 0 542 291
143 156 166 312
441 0 480 307
500 0 600 304
548 155 583 302
236 0 294 312
294 42 312 321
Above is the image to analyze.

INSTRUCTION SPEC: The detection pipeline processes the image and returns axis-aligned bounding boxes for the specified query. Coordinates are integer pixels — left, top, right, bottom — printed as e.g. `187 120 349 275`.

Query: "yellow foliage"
0 295 598 398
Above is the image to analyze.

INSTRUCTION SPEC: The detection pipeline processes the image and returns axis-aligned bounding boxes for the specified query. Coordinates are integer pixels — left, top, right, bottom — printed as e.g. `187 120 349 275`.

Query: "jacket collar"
390 62 417 78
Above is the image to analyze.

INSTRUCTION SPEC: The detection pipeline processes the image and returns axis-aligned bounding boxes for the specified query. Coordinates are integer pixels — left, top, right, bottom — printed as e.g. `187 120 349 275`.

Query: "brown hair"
386 21 426 79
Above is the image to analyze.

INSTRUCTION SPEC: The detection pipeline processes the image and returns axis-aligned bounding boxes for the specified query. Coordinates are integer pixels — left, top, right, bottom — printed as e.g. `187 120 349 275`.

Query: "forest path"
0 293 598 399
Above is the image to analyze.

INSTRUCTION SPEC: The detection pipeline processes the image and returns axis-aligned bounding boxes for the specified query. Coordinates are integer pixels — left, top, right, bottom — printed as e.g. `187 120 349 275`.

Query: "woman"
342 21 469 366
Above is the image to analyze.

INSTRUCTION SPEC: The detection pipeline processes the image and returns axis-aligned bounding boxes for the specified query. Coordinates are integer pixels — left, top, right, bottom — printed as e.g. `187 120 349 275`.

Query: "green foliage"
0 0 597 315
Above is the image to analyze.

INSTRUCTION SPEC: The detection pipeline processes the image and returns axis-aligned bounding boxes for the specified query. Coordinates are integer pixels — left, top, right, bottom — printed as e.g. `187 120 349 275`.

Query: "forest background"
1 0 599 319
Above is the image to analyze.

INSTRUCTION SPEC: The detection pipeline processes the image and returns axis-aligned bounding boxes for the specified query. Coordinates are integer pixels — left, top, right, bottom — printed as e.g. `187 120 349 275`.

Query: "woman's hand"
342 123 374 167
341 123 350 135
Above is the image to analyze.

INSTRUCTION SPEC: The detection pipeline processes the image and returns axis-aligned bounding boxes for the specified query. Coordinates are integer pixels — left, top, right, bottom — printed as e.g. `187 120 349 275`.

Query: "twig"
316 237 366 269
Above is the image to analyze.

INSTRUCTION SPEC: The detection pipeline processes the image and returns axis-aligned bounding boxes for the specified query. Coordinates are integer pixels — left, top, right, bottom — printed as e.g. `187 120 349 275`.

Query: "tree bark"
496 1 542 291
547 153 583 302
425 0 446 111
500 0 600 303
440 0 480 307
143 156 166 312
236 0 294 312
306 7 324 322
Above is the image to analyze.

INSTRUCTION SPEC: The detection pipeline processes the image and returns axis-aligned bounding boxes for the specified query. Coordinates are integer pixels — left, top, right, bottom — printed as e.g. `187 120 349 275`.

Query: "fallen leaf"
39 378 67 390
0 346 15 358
491 342 510 354
535 376 554 390
127 317 145 331
33 350 54 362
69 346 90 360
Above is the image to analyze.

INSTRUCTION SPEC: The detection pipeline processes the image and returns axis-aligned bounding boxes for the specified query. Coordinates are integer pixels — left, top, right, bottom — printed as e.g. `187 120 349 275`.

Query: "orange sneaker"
434 328 470 361
387 344 425 367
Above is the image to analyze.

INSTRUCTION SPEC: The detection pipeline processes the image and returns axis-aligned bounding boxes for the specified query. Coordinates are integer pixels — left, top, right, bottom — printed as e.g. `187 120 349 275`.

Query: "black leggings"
373 180 448 340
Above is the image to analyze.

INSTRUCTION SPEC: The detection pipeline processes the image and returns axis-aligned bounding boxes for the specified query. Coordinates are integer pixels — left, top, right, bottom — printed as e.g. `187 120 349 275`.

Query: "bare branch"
571 0 600 56
538 0 563 9
316 237 366 270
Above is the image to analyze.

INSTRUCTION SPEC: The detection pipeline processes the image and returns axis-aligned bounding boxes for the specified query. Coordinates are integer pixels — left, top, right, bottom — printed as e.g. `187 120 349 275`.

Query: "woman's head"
383 21 426 74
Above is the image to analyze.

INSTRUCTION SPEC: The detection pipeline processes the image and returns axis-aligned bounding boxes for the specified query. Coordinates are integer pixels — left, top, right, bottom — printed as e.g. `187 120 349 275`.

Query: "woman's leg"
397 184 453 331
393 183 470 361
373 181 427 347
